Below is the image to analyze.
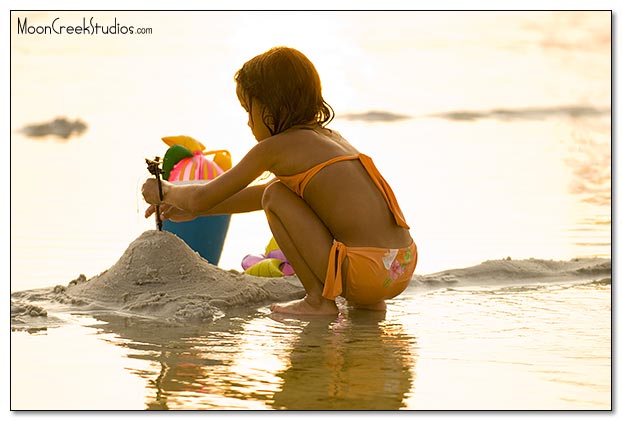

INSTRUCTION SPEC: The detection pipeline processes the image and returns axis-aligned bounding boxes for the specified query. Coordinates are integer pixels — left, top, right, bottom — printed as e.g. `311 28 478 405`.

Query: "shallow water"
11 277 610 410
10 10 612 411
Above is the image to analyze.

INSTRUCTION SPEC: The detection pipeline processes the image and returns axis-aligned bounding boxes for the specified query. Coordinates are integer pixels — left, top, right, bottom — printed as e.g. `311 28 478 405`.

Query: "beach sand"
10 230 611 328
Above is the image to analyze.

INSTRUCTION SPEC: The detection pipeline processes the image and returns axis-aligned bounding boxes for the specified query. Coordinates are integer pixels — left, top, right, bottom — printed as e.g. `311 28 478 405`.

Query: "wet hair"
234 46 334 136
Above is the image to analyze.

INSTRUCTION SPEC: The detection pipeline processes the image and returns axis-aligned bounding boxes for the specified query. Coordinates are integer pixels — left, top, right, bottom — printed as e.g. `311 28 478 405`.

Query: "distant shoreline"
338 105 610 123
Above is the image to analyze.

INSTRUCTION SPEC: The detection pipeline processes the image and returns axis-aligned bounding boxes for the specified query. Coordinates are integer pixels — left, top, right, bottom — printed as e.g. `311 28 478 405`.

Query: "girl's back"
267 127 412 249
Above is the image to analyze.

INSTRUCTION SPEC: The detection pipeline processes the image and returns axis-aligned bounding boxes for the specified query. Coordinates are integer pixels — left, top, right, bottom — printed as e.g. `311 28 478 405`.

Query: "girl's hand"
142 178 165 205
144 203 197 222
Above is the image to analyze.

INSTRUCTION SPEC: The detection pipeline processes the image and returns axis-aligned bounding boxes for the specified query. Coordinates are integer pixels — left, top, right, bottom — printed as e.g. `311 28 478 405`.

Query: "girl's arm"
180 182 268 215
145 183 269 221
143 139 278 213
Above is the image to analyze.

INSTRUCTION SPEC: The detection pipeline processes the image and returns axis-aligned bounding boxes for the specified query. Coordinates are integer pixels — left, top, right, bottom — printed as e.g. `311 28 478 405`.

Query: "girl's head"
235 47 334 139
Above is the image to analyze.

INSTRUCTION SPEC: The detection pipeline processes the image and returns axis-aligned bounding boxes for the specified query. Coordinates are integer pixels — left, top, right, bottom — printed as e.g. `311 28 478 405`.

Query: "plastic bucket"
162 215 231 264
160 180 231 265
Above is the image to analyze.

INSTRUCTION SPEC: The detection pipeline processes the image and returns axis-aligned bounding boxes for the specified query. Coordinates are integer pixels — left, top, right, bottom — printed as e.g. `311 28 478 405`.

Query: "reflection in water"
88 308 417 410
271 310 416 410
85 316 207 410
88 314 247 410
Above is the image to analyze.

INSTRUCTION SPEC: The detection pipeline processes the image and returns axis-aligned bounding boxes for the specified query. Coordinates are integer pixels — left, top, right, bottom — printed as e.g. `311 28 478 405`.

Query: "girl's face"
247 101 272 142
237 87 272 142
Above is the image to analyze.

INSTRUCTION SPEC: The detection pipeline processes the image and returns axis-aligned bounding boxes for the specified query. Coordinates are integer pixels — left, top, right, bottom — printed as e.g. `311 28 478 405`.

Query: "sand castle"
48 230 305 324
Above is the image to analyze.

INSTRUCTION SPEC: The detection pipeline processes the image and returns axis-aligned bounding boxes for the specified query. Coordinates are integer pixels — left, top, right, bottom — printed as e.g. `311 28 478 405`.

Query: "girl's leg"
262 182 338 315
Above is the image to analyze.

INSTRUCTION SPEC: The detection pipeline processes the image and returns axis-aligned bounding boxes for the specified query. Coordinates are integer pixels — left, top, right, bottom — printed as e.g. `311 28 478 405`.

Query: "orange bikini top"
277 154 410 229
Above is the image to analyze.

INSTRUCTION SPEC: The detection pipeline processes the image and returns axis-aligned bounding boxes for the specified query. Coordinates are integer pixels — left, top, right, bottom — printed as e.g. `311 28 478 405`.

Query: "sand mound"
51 230 305 323
412 257 611 287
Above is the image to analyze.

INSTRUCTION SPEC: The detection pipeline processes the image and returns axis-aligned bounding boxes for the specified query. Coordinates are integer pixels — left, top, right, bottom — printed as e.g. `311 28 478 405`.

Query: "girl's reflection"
89 306 417 410
271 309 417 410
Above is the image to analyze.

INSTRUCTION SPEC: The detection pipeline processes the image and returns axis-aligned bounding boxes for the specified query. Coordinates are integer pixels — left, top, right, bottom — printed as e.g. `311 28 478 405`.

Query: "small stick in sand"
145 157 164 231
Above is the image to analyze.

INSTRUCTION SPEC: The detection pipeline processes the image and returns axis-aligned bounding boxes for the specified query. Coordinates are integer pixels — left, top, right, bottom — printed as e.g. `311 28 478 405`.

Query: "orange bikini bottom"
322 240 418 305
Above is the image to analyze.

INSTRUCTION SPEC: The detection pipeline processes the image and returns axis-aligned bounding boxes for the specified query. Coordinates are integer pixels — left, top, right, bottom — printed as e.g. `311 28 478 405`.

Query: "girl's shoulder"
268 125 354 151
261 126 359 175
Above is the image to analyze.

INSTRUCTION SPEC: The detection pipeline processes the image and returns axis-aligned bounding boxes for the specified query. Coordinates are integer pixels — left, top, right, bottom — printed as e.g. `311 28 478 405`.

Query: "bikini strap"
323 240 347 300
279 154 411 231
297 155 359 195
358 155 410 229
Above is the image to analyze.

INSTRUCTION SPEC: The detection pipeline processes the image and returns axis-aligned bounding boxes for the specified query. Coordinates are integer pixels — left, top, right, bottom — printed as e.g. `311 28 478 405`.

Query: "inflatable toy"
242 237 295 277
162 144 193 180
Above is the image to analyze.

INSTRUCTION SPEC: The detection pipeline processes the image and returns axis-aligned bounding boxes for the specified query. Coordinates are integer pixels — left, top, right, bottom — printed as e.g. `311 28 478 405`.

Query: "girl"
142 47 417 315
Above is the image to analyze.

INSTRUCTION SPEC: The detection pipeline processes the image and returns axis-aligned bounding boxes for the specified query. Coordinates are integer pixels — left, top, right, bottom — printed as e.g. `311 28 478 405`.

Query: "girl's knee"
261 180 288 210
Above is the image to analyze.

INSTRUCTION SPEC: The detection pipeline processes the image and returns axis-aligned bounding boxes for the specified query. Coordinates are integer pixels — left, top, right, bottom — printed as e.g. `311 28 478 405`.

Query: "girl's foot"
270 295 338 315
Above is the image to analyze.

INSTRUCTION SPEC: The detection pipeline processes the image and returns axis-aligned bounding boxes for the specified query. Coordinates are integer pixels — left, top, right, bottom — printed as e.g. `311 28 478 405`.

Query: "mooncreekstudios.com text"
16 16 153 35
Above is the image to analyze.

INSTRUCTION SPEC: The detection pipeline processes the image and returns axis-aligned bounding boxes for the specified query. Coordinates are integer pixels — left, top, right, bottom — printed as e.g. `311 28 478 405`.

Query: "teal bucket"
162 215 231 265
